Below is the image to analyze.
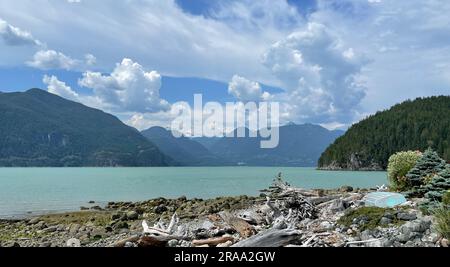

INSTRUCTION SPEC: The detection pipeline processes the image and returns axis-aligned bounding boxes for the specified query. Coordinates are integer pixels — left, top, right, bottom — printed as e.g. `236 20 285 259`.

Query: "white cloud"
43 75 79 101
27 50 79 70
79 58 170 113
262 22 368 123
0 0 296 85
0 18 41 46
84 54 96 65
228 75 271 102
1 0 450 129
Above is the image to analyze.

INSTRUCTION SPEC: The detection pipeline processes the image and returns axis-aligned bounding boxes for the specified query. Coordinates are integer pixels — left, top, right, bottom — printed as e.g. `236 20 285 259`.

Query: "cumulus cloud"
0 18 41 46
79 58 170 113
43 75 80 101
228 75 271 102
27 50 97 70
262 22 368 123
27 50 79 70
84 54 96 65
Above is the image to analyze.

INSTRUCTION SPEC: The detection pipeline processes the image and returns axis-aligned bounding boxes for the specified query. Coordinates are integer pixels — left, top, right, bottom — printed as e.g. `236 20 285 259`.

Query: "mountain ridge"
318 96 450 170
0 89 170 167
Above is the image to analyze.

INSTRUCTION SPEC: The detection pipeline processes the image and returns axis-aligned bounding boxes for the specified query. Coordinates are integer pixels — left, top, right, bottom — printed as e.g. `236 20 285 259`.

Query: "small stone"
39 242 52 247
379 217 392 225
35 221 47 230
168 239 179 247
28 217 41 225
125 242 137 247
66 238 81 247
441 238 449 247
88 201 95 204
320 221 333 230
330 199 348 212
347 229 353 235
154 204 168 214
111 213 121 220
397 212 417 221
69 224 81 236
361 230 373 241
340 186 354 193
126 211 139 220
44 226 58 233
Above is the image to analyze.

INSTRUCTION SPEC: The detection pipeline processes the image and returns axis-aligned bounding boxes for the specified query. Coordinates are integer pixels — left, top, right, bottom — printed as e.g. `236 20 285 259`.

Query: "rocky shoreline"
0 180 448 248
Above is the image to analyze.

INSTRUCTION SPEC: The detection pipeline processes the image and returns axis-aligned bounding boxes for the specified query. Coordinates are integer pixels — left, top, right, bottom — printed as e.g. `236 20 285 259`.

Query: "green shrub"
387 151 422 191
433 206 450 239
443 190 450 206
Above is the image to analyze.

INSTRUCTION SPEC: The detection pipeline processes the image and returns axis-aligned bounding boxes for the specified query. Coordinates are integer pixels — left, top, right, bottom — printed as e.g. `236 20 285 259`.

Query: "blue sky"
0 0 449 131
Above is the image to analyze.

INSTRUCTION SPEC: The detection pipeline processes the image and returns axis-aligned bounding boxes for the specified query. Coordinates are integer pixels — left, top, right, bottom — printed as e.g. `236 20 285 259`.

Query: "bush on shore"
387 151 422 191
433 206 450 239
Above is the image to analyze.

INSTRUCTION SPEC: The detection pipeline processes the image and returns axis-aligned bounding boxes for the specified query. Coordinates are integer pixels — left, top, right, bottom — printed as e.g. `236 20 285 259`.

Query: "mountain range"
0 89 169 167
0 88 344 167
142 124 344 167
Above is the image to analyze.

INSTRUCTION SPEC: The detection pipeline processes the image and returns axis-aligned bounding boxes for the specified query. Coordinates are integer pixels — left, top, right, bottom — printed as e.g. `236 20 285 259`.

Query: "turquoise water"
0 167 387 218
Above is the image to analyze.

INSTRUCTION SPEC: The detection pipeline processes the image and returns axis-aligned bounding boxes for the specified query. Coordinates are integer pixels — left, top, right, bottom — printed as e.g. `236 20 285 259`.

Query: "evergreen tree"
406 148 446 188
419 165 450 212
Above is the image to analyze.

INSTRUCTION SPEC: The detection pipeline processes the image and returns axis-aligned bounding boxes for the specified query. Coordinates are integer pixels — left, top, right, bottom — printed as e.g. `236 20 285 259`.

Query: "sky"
0 0 449 132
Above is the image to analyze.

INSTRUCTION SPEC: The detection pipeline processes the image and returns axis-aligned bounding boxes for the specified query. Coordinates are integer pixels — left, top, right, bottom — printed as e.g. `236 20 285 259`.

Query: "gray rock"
380 238 394 247
111 213 122 220
330 199 348 212
28 217 41 225
126 211 139 220
379 217 392 225
397 233 411 243
125 242 137 247
320 221 333 230
69 224 81 235
168 239 179 247
35 221 47 230
39 242 52 247
66 238 81 247
397 212 417 221
154 204 168 214
361 230 374 241
402 220 430 233
44 226 58 233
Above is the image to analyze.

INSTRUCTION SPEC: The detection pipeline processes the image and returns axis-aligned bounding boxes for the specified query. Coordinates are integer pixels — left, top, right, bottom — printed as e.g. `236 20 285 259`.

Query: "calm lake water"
0 167 387 218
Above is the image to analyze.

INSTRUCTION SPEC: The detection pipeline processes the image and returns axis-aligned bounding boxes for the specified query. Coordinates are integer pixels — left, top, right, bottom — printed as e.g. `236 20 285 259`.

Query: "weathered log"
219 212 256 238
232 229 301 247
142 212 180 236
345 238 381 246
301 232 331 247
192 236 234 247
137 236 170 247
112 235 140 247
309 195 341 205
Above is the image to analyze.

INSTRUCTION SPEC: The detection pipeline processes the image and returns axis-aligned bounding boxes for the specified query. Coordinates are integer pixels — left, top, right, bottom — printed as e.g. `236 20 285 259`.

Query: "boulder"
126 211 139 220
397 212 417 221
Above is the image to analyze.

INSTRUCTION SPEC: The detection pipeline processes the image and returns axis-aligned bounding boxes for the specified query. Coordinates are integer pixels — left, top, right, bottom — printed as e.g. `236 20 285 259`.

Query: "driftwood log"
192 236 234 247
113 235 140 247
219 212 256 238
232 228 302 247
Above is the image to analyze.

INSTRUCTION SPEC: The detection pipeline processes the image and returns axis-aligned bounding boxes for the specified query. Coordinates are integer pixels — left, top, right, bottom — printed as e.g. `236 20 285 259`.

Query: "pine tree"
417 164 450 212
405 148 446 188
